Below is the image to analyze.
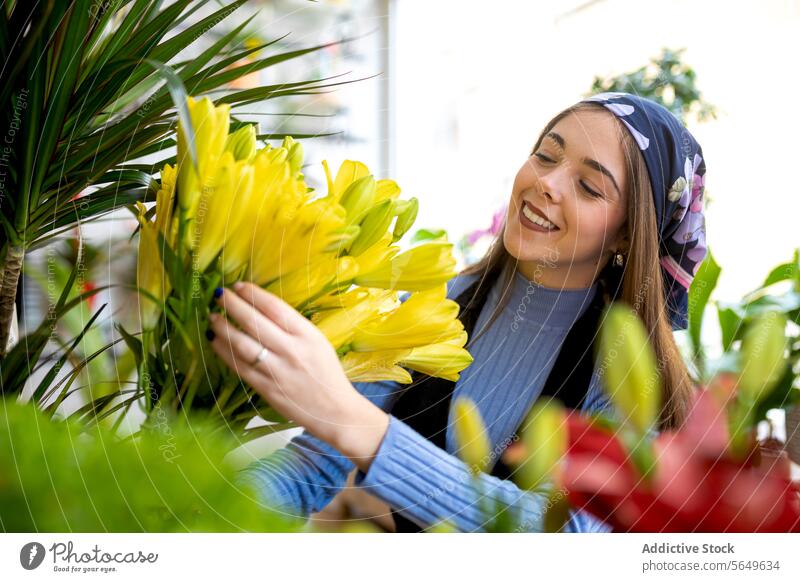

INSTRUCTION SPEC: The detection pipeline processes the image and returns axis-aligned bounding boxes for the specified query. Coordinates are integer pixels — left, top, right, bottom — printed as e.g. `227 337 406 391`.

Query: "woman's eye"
580 180 602 198
533 152 554 163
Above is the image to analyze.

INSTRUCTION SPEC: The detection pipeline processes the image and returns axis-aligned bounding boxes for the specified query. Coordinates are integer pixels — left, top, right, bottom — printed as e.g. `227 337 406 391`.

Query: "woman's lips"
518 202 560 234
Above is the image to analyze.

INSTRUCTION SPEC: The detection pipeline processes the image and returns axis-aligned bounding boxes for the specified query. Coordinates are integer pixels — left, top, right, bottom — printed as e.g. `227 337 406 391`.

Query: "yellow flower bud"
225 124 257 161
176 97 230 219
515 399 567 490
598 302 661 434
392 197 418 242
135 203 171 331
452 397 491 475
349 199 395 256
282 136 304 178
354 241 457 292
339 175 376 226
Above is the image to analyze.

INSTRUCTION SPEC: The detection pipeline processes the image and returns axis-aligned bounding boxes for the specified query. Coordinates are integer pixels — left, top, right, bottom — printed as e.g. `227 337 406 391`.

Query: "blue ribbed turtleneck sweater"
237 264 614 532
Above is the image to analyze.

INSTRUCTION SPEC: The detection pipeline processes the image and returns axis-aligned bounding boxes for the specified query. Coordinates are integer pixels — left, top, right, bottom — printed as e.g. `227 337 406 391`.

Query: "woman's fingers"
208 313 281 382
229 282 315 336
216 285 292 355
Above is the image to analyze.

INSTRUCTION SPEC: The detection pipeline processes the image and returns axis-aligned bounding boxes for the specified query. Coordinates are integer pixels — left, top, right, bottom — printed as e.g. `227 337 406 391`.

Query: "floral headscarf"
581 92 708 331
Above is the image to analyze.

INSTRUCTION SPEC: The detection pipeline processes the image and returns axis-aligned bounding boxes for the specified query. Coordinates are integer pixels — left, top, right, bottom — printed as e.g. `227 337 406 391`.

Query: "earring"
613 251 625 268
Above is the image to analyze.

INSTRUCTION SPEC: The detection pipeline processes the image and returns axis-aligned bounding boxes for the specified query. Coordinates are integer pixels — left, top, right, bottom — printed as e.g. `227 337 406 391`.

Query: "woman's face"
503 108 630 289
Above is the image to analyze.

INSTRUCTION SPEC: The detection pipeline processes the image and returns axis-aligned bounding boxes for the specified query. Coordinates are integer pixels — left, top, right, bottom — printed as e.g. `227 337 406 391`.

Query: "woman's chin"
504 227 558 260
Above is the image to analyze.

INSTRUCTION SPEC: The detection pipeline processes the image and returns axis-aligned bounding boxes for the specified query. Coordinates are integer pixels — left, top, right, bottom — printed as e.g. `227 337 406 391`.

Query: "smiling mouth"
519 201 560 232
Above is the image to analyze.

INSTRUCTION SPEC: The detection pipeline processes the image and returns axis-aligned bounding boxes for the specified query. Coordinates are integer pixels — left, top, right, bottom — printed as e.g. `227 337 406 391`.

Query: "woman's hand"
207 282 389 473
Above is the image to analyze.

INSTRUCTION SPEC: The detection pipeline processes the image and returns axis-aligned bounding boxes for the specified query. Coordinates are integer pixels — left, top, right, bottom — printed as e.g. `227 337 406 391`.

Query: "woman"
206 92 708 532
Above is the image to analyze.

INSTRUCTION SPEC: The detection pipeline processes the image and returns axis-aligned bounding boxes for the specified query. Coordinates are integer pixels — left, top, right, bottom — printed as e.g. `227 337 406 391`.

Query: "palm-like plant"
0 0 359 357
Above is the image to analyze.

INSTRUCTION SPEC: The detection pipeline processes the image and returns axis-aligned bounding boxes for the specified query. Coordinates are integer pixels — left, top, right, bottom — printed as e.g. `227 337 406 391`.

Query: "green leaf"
116 323 143 367
31 304 107 404
688 248 720 367
410 228 448 244
144 59 197 173
762 260 798 288
717 304 744 352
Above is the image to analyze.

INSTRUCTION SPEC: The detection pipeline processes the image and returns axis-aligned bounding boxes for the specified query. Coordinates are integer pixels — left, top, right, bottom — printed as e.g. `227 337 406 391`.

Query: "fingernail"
233 282 244 292
205 329 215 341
213 287 224 299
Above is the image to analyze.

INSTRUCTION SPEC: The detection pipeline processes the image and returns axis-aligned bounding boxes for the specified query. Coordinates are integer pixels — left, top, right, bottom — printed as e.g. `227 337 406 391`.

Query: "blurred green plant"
688 248 800 425
499 299 798 532
0 0 357 356
587 47 717 125
0 397 302 532
23 237 137 407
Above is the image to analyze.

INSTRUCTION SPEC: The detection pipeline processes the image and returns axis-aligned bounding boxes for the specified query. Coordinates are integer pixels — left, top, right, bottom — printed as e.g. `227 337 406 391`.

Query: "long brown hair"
461 101 694 430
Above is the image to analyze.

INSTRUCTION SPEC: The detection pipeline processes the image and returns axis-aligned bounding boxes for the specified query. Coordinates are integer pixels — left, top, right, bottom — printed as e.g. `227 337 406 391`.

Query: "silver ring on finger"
251 345 269 367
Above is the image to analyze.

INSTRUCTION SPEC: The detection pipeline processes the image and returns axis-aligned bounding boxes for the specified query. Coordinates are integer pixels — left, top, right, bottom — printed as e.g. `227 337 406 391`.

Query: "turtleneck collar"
489 262 600 331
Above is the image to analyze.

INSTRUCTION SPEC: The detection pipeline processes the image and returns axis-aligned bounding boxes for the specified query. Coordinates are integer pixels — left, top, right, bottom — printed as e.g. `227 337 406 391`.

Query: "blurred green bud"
392 197 419 242
598 302 661 434
224 124 256 161
515 399 566 490
339 175 376 226
349 199 394 256
738 312 788 405
452 396 491 475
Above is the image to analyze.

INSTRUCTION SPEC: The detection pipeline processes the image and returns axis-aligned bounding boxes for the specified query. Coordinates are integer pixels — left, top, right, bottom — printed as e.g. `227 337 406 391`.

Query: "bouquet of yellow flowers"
131 97 473 438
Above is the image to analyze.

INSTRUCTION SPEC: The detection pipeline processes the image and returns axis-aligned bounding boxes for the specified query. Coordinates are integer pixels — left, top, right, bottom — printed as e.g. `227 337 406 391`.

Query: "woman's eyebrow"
582 158 622 198
545 131 566 149
545 131 622 197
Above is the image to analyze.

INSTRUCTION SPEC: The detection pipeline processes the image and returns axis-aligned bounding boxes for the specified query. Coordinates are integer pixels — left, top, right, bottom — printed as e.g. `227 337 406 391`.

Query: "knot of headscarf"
580 91 708 331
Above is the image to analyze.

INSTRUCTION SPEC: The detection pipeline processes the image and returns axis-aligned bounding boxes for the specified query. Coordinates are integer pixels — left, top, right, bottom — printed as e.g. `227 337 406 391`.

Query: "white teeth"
522 205 557 230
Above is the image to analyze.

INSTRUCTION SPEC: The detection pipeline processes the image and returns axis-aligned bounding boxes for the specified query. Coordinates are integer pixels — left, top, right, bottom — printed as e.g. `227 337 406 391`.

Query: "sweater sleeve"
235 379 401 518
352 370 616 533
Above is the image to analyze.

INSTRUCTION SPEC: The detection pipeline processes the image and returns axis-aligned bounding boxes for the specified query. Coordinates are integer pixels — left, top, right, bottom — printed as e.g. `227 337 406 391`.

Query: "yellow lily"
189 151 255 273
135 202 172 331
266 256 358 308
398 331 474 381
354 241 457 291
452 396 491 475
322 159 370 205
350 284 464 352
249 196 348 285
340 349 414 383
307 287 372 312
176 97 230 221
314 288 398 350
374 178 401 204
221 146 309 276
352 232 401 274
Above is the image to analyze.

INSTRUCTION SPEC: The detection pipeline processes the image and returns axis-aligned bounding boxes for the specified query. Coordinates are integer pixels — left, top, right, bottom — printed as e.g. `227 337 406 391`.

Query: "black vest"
387 265 611 532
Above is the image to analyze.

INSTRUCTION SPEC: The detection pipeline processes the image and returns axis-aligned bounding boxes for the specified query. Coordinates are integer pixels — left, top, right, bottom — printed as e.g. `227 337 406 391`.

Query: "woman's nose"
537 167 568 203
